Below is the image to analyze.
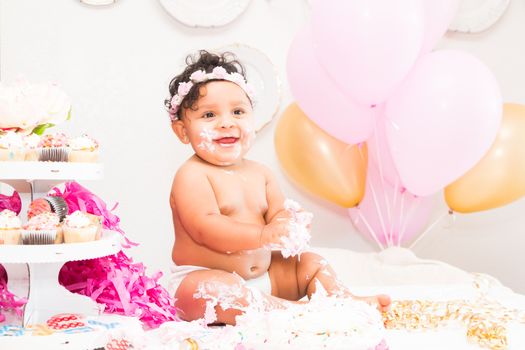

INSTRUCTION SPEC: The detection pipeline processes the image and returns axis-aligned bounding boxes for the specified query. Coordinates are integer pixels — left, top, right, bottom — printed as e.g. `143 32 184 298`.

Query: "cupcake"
22 212 63 244
62 211 102 243
23 133 41 161
38 133 69 162
0 131 25 161
0 209 22 244
68 135 99 163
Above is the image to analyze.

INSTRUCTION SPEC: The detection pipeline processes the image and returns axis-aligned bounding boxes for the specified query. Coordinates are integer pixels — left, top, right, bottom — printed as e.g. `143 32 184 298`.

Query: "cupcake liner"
38 147 70 162
0 148 26 161
45 196 69 222
0 228 21 244
69 149 99 163
21 229 58 245
24 149 39 161
63 225 98 243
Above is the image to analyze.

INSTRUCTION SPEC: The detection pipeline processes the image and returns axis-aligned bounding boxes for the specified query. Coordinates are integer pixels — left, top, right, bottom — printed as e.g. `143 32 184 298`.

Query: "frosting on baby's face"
178 81 255 166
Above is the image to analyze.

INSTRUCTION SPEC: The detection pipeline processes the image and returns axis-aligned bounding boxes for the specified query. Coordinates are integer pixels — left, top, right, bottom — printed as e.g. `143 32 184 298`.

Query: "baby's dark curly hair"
165 50 249 121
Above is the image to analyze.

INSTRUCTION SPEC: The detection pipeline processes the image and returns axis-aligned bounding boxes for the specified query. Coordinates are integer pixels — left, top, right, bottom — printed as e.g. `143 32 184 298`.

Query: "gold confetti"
382 275 525 350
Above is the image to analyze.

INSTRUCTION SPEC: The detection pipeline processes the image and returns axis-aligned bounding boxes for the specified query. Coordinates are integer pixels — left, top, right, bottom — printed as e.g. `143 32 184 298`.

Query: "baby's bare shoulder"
244 159 272 174
173 159 209 189
244 160 278 183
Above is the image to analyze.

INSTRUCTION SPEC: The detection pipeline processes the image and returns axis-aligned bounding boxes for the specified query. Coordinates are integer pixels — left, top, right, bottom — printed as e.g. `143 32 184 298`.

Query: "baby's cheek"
241 126 256 147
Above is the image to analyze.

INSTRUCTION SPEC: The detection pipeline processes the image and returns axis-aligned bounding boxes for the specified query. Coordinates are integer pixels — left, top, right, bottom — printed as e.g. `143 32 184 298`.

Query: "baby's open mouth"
215 137 239 145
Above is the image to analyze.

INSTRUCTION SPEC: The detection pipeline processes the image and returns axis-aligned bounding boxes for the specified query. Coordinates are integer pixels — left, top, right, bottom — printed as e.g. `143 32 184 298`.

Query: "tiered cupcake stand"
0 162 122 326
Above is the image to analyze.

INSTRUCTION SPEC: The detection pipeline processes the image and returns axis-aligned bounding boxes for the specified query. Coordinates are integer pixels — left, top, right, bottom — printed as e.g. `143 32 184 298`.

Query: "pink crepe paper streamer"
0 264 28 323
52 182 178 328
0 190 22 216
59 251 178 329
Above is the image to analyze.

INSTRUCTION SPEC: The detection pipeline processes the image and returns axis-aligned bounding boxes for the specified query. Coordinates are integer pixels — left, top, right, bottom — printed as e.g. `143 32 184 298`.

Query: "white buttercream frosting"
0 131 25 149
64 210 91 228
68 135 98 151
24 133 41 149
0 209 22 229
23 212 60 230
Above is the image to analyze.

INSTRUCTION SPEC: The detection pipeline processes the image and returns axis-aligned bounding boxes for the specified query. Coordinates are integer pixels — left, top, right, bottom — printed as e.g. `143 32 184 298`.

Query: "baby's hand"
260 218 292 247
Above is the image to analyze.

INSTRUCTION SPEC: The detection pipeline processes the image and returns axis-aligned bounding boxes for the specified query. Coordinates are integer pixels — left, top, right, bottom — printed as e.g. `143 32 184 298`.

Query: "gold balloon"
445 103 525 213
274 103 367 207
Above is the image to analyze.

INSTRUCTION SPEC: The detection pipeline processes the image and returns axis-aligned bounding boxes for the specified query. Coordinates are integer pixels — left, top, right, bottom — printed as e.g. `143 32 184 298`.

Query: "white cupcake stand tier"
0 162 123 326
0 161 103 200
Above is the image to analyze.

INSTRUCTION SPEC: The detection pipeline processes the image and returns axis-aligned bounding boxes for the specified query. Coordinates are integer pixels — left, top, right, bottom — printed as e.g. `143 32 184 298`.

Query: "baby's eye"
233 109 245 117
202 112 215 119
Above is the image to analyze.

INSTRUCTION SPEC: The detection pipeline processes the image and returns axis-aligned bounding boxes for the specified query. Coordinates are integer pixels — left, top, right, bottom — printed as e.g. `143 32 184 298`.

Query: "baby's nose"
218 115 235 128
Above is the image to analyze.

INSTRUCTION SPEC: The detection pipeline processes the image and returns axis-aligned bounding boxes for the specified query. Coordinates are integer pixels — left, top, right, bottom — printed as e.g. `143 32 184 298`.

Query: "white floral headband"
168 66 255 121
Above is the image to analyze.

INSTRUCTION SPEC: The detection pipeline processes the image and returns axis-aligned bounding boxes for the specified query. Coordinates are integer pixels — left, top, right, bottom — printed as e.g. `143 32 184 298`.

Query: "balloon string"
397 195 419 247
357 209 385 250
390 176 400 245
398 191 405 246
372 111 393 246
367 171 390 247
409 210 449 249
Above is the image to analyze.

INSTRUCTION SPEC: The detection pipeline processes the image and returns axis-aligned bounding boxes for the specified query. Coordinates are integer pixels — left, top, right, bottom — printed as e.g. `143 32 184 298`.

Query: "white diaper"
168 264 272 296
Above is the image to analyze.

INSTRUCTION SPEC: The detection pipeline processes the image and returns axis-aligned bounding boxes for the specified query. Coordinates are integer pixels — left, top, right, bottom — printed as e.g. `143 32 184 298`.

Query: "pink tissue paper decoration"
0 190 22 216
0 264 27 323
54 181 178 328
59 251 178 329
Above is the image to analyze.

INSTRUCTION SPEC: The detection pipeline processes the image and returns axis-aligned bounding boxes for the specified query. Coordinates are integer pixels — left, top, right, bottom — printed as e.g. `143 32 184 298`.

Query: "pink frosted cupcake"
38 133 70 162
0 131 25 161
62 211 102 243
68 135 99 163
22 212 63 244
0 209 22 244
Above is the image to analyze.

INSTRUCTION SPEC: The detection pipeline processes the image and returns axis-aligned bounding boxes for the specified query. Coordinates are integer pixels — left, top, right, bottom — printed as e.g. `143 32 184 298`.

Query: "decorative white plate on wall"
159 0 252 28
448 0 510 33
216 44 281 132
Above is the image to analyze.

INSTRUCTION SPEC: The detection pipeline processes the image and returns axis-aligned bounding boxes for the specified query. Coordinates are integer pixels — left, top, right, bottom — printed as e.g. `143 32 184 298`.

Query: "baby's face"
180 81 256 166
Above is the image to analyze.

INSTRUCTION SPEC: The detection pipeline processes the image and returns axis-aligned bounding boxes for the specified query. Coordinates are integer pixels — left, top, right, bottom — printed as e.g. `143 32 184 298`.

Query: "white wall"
1 0 524 293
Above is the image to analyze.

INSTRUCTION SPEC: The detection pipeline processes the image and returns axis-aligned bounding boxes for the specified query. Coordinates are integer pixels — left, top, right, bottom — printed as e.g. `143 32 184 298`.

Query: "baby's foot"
354 294 391 312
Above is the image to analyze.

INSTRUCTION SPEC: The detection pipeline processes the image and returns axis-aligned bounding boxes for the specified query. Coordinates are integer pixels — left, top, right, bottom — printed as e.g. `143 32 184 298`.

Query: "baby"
166 50 390 325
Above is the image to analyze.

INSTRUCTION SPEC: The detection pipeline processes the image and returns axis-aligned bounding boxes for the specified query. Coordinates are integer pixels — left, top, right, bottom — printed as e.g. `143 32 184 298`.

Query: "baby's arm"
262 165 313 257
263 165 290 224
172 164 262 253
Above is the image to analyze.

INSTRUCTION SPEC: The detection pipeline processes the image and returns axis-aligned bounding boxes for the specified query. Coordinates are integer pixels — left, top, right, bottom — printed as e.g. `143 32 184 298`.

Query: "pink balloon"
420 0 459 54
349 163 434 247
385 50 502 196
287 25 374 144
367 107 401 187
311 0 425 106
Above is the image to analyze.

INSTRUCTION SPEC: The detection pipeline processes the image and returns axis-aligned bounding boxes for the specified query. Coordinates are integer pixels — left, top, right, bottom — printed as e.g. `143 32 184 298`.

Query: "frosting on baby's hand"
270 199 312 259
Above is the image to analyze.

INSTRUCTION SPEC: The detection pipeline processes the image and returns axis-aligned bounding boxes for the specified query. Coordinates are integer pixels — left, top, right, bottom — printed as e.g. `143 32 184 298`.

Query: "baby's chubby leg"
269 251 391 312
174 269 291 325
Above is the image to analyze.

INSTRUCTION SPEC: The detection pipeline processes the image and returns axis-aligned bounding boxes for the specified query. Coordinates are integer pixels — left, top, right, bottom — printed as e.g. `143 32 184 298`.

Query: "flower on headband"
189 70 207 83
177 81 193 96
170 95 182 109
211 66 228 79
229 72 246 86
